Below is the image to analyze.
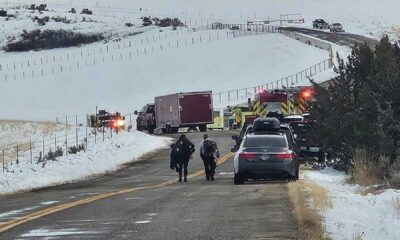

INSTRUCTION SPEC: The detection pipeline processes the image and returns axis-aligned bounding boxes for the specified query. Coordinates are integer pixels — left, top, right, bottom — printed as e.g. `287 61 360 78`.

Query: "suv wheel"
234 174 245 185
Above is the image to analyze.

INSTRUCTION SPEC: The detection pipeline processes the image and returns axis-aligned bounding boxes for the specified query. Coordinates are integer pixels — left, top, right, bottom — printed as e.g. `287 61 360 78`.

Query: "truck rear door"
179 92 213 125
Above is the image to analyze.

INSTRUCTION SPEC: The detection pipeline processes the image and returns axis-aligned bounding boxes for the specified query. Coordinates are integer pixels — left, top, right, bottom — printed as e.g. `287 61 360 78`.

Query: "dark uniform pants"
201 154 216 179
177 159 189 179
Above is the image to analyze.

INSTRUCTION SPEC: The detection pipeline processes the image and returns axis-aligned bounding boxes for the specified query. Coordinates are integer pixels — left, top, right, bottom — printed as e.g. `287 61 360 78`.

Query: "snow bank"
303 168 400 240
0 130 171 194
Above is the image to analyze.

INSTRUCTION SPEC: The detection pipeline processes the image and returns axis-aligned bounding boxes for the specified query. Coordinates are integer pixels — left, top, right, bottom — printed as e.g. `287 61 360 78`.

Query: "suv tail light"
273 153 294 160
239 152 256 161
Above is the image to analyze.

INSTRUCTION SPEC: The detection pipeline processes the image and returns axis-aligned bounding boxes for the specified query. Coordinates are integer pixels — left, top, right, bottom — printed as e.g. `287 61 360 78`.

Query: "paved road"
0 131 298 239
283 27 379 49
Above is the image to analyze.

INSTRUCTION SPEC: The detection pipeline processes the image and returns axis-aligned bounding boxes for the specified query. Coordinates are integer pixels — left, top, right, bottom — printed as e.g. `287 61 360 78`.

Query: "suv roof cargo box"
252 118 280 132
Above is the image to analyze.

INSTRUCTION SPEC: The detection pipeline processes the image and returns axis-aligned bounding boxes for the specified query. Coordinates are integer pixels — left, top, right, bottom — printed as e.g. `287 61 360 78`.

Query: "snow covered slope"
0 31 329 121
2 0 398 40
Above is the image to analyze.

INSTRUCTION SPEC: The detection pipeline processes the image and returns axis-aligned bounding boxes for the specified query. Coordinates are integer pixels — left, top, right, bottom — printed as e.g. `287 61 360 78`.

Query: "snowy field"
0 32 329 121
303 169 400 240
0 120 69 149
1 0 399 40
0 130 171 194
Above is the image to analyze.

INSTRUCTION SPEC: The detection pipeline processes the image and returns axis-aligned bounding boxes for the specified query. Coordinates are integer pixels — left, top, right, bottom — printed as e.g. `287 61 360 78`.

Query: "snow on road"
303 168 400 240
0 130 171 194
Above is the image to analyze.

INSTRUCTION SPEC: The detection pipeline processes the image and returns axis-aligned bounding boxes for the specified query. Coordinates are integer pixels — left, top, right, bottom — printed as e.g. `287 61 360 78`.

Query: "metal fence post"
30 141 32 164
85 126 88 149
65 131 68 155
2 149 4 172
76 128 78 148
103 126 105 142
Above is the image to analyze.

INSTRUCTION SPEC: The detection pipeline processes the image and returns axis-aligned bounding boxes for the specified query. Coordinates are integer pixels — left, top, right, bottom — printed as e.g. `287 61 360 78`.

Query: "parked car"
312 19 329 29
329 23 345 32
230 25 240 30
233 133 300 184
232 118 298 152
289 121 325 162
281 115 304 124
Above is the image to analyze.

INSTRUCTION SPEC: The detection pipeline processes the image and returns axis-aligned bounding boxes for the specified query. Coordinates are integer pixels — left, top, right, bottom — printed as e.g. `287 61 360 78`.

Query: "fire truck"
251 87 315 119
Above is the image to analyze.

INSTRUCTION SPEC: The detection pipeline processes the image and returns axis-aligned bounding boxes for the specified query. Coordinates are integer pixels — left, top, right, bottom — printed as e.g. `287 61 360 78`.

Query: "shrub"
68 143 86 154
29 4 47 11
4 29 104 52
0 9 7 17
69 8 76 14
51 16 71 24
81 8 92 15
125 22 134 27
141 16 184 28
32 16 49 26
141 16 152 26
44 147 63 161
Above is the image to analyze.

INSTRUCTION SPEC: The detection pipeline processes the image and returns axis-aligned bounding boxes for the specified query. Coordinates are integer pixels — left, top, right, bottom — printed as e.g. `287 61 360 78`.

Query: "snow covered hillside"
0 30 329 121
2 0 398 40
0 120 68 149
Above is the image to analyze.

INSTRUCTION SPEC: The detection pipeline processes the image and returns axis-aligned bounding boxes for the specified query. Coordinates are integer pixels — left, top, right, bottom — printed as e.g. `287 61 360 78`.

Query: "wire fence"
211 58 333 104
0 25 278 83
0 124 126 173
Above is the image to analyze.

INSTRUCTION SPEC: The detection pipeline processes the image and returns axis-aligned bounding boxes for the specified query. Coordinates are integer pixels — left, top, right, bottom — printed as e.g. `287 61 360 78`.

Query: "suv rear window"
290 122 310 134
243 136 287 148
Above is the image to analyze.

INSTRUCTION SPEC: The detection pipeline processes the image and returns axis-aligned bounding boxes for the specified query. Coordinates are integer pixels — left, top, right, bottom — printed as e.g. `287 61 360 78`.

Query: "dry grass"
350 149 385 186
288 180 332 240
352 230 364 240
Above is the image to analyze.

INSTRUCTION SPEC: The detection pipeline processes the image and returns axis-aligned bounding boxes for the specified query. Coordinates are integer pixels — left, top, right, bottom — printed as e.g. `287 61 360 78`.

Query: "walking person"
174 134 195 182
200 134 220 181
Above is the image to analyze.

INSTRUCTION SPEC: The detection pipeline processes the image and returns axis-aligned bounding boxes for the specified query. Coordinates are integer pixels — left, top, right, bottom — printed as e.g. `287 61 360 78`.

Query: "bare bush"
81 8 92 15
68 143 86 154
44 147 63 161
0 9 7 17
32 16 49 26
51 16 71 24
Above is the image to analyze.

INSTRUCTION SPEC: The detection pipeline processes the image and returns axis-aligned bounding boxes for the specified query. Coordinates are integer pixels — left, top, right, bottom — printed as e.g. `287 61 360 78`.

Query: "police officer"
200 134 220 181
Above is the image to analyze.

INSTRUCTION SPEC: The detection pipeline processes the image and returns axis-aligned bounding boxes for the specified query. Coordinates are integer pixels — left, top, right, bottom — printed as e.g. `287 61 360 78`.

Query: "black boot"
184 177 187 182
178 176 182 182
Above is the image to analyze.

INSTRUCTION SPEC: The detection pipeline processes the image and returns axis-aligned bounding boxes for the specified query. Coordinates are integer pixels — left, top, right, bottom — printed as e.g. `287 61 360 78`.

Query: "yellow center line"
0 152 234 234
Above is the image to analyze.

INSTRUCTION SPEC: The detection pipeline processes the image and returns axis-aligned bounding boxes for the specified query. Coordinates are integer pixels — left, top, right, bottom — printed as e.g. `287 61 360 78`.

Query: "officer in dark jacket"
174 134 195 182
200 134 220 181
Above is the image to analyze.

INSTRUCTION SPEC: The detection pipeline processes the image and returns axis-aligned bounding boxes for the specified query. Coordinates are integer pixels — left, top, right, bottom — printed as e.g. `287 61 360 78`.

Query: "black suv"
312 19 329 29
289 121 324 162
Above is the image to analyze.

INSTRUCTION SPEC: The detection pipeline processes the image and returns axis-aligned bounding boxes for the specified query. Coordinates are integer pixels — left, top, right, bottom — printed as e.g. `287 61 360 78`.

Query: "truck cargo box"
155 91 213 131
